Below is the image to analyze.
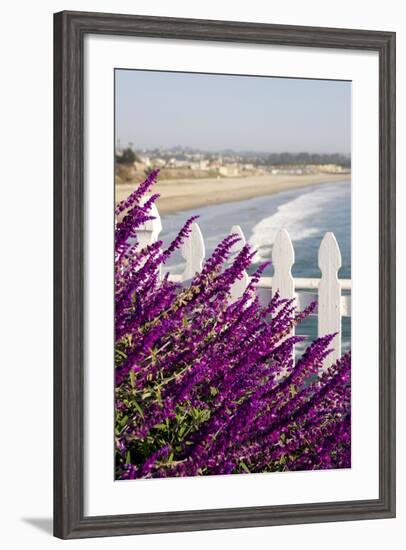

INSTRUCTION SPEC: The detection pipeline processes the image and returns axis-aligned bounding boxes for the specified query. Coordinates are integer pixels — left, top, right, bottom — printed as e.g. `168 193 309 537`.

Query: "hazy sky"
115 69 351 155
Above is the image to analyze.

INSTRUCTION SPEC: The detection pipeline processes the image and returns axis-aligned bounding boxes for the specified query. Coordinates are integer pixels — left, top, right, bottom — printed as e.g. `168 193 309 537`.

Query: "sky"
115 69 351 155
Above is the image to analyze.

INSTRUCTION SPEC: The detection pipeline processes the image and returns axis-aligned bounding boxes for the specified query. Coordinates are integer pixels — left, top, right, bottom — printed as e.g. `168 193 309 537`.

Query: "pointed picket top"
272 229 295 362
181 221 205 281
318 232 341 276
230 224 246 248
229 225 250 302
272 229 295 300
148 202 163 243
137 195 162 247
318 232 342 369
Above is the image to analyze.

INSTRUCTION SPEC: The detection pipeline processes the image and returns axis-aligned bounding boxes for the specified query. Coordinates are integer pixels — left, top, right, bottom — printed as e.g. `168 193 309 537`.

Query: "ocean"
159 180 351 355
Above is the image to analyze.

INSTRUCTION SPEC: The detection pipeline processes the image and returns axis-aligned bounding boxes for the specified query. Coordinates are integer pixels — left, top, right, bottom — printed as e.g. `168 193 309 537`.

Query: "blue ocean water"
159 180 351 353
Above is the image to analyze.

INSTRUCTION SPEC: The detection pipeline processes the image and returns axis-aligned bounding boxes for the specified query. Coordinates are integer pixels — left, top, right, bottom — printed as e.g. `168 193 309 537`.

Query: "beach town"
115 146 350 214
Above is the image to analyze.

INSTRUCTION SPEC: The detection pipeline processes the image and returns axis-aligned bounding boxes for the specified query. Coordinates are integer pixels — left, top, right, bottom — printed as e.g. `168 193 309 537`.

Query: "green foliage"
116 147 139 164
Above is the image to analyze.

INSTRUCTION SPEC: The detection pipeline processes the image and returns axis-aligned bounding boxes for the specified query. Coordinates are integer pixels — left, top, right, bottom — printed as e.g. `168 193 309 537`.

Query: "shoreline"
116 173 350 215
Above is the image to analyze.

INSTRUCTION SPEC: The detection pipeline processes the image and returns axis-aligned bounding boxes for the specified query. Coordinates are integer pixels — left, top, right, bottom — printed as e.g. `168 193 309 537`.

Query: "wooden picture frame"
54 10 396 539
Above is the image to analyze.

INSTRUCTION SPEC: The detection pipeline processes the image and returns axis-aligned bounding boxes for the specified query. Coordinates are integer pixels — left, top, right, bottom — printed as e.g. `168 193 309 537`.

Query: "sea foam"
249 183 347 262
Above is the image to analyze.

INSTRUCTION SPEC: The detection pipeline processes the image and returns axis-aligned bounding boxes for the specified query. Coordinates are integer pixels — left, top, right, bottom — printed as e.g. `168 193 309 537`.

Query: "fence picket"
136 199 162 248
229 225 250 302
181 222 205 280
272 229 295 301
318 232 342 369
135 204 351 363
136 200 163 279
272 229 296 360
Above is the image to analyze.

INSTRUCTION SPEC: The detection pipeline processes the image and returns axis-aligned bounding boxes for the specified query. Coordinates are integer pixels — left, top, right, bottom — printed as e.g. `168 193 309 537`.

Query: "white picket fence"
137 202 351 367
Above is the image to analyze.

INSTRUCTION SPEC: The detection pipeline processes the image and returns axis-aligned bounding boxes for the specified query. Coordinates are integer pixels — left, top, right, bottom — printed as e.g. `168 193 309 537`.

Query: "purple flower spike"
114 170 351 480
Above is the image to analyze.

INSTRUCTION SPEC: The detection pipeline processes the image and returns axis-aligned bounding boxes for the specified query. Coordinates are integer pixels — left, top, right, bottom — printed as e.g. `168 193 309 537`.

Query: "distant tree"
266 152 350 167
116 147 140 165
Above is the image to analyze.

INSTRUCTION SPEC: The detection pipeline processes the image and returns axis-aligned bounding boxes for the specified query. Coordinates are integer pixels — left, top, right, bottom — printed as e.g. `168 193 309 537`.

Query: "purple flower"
114 171 351 479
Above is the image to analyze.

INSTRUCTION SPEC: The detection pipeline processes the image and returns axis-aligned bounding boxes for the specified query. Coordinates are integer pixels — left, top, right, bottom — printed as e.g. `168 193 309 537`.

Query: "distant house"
153 158 166 167
139 156 151 166
271 167 304 175
219 164 240 177
168 158 190 168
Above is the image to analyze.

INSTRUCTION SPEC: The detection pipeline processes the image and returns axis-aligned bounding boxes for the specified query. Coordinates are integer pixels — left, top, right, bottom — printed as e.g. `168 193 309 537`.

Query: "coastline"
116 173 350 215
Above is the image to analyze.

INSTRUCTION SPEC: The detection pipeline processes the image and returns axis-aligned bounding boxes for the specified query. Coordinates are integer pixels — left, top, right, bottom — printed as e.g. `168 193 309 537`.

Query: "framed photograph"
54 10 396 539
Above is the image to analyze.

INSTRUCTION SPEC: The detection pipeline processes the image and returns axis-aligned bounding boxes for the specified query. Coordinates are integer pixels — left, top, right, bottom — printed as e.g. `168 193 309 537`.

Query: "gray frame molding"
54 10 396 539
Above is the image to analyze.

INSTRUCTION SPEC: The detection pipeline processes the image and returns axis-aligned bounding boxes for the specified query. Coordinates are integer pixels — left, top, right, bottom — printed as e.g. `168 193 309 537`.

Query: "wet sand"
116 173 350 215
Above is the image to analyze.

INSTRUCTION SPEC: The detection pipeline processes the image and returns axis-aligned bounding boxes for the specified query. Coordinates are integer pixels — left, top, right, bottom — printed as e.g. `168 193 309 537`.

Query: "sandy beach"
116 173 350 215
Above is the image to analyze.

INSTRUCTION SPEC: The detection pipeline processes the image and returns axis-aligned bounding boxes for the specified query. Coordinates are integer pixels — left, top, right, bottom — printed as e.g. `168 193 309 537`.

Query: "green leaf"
129 370 135 388
133 400 144 418
155 387 162 403
154 423 166 430
178 425 186 438
240 461 250 474
119 415 129 428
115 348 128 359
289 384 297 398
